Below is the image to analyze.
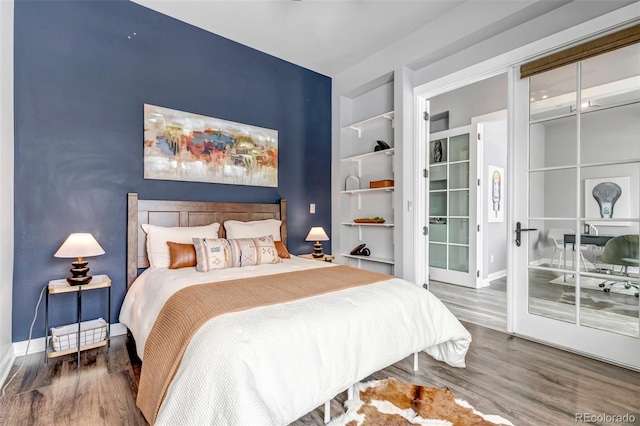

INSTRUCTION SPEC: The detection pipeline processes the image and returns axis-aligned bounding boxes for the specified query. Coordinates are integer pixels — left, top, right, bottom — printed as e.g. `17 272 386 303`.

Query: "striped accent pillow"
227 235 280 267
192 238 231 272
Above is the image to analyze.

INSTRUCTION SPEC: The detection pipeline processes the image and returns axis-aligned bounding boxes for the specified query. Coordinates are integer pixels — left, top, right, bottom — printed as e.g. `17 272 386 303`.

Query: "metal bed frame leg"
413 352 419 371
324 400 330 424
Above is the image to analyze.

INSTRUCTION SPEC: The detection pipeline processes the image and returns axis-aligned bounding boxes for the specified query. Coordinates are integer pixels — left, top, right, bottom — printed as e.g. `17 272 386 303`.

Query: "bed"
119 193 472 425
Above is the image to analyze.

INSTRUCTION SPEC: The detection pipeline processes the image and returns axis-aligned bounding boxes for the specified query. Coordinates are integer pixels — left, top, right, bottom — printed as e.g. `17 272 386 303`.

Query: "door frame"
413 5 639 336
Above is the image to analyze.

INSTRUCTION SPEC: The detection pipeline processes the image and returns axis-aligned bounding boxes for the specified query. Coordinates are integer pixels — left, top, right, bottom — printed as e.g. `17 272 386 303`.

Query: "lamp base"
312 241 324 258
67 260 92 286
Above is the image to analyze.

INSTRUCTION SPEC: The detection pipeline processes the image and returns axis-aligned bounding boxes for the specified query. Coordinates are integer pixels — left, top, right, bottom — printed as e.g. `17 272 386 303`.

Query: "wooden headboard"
127 193 287 288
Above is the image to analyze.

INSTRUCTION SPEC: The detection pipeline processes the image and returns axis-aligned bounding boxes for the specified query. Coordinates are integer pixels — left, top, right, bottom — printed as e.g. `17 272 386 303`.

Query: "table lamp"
54 233 105 285
305 227 329 258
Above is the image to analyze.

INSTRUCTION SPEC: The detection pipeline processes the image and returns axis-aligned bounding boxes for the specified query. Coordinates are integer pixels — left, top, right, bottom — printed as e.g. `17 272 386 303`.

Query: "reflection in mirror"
529 168 576 218
529 116 577 169
580 163 639 220
528 220 579 271
529 63 577 121
526 225 640 337
528 268 576 324
581 43 640 109
580 103 640 164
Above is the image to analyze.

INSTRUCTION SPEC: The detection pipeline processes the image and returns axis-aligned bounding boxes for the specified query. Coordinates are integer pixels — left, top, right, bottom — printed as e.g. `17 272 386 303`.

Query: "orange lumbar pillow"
167 241 197 269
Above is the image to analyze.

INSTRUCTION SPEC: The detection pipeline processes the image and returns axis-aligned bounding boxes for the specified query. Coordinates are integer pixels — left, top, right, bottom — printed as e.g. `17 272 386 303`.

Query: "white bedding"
119 256 472 425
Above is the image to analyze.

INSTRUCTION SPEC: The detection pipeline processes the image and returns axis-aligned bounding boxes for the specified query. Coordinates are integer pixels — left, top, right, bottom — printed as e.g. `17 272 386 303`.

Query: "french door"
428 125 480 288
512 44 640 369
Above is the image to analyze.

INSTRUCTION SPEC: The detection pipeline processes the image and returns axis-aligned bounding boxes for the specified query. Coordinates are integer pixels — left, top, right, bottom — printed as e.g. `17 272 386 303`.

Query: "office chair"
547 228 589 270
597 234 639 297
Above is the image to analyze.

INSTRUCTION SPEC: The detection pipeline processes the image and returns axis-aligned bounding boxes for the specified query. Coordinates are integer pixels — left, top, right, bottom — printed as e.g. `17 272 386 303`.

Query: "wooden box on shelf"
370 179 394 189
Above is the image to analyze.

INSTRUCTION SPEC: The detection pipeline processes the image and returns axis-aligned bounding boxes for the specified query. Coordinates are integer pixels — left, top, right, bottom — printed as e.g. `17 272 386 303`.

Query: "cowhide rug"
329 378 514 426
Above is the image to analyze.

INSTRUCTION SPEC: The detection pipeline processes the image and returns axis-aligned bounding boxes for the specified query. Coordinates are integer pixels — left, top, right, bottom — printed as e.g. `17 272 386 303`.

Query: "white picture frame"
488 165 504 223
584 176 630 226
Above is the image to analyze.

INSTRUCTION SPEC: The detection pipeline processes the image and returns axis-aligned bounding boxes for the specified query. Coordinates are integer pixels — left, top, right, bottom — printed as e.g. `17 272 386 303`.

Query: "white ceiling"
130 0 477 76
130 1 629 77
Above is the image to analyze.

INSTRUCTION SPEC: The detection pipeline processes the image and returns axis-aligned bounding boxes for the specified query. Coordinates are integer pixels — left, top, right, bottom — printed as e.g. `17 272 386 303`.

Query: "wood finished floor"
429 270 639 337
429 278 508 332
1 323 638 426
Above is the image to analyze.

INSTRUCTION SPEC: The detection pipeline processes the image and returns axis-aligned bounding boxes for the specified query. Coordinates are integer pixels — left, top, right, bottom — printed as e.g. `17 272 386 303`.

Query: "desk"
562 235 614 278
563 234 613 248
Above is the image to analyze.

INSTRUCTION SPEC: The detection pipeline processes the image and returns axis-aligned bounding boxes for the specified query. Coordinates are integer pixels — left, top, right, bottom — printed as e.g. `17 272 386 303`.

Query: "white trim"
0 0 15 388
414 96 428 288
12 322 128 356
512 332 639 373
414 4 640 99
482 269 508 287
0 348 15 390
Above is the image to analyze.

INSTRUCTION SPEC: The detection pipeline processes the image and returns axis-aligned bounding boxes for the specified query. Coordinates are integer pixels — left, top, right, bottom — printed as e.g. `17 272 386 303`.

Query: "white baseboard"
482 269 507 287
13 322 128 356
0 347 15 389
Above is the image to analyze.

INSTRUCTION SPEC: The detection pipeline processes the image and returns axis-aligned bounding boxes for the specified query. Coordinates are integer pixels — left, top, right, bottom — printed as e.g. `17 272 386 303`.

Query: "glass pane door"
514 43 640 370
428 125 477 287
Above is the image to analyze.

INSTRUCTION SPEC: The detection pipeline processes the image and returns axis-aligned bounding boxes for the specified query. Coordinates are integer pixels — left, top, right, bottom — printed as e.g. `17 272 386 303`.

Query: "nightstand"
45 274 111 367
299 253 335 263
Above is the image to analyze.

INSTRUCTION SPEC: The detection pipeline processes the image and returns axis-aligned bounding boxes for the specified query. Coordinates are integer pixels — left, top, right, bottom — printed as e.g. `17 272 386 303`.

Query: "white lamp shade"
54 233 105 259
305 227 329 242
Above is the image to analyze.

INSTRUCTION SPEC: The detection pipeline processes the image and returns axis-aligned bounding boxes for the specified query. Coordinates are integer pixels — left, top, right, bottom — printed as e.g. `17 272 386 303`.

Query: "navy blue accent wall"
13 0 331 341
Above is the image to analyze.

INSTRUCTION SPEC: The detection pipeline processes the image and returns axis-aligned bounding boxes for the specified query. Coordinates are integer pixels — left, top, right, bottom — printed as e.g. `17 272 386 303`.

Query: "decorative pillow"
193 238 231 272
274 240 291 259
141 222 220 268
167 242 197 269
227 235 280 267
224 219 282 241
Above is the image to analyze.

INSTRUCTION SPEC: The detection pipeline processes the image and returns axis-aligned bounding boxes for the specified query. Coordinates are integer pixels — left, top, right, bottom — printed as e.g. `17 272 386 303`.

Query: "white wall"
0 0 15 385
431 74 508 129
482 119 508 276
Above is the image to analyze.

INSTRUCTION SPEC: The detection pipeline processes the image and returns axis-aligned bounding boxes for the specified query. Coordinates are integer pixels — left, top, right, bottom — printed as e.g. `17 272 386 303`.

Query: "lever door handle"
515 221 538 247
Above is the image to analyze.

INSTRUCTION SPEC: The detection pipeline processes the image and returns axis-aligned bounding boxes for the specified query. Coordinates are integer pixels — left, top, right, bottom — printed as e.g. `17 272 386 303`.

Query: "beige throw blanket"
136 265 391 424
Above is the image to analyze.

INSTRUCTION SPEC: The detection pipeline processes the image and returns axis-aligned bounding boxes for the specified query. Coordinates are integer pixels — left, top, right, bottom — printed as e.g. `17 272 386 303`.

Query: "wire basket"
51 318 108 351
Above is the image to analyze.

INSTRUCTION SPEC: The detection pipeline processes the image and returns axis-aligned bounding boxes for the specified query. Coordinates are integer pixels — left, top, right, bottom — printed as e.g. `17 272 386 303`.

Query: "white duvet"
119 257 472 425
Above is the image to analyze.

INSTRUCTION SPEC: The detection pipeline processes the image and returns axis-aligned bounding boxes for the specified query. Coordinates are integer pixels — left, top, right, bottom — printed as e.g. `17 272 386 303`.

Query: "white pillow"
141 222 220 268
224 219 282 241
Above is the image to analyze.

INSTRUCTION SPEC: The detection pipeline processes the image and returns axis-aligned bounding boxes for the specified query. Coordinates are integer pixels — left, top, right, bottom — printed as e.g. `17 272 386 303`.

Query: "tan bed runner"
136 265 391 424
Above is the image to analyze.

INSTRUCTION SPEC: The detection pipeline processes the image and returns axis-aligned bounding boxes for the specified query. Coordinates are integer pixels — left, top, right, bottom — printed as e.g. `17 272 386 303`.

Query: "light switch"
310 203 316 214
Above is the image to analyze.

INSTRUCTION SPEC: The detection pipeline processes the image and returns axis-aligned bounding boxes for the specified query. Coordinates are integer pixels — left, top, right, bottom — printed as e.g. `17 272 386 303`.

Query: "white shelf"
341 222 394 227
342 111 394 133
341 148 395 162
341 253 395 265
341 187 394 194
339 89 395 276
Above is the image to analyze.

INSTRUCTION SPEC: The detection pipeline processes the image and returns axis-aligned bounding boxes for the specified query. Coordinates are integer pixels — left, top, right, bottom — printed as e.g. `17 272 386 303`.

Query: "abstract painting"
144 104 278 187
584 176 630 226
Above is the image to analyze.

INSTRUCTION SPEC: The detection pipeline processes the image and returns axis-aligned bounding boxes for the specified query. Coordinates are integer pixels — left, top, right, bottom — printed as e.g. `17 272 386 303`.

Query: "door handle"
515 221 537 247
